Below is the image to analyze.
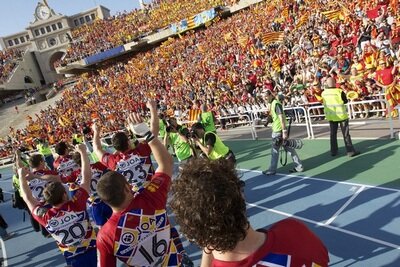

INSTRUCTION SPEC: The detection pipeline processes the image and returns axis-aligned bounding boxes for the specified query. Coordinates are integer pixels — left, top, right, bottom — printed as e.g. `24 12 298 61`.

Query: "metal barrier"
0 156 13 166
306 98 395 139
247 106 311 139
216 114 256 140
348 99 386 119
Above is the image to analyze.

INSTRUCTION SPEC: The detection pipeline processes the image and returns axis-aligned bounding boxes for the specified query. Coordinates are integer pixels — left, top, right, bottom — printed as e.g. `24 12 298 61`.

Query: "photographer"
164 117 194 163
262 90 303 176
190 123 236 165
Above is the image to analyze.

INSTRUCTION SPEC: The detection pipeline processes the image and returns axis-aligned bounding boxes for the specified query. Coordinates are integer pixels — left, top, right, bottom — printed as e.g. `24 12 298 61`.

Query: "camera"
187 129 198 139
82 125 91 135
274 138 303 150
165 118 176 133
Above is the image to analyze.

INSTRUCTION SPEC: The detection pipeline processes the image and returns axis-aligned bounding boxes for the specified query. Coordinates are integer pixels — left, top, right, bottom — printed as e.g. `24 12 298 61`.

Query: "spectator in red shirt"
375 60 397 87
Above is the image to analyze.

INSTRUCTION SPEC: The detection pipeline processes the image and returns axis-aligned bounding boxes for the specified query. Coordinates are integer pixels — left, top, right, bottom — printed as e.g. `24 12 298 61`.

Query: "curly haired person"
170 159 329 267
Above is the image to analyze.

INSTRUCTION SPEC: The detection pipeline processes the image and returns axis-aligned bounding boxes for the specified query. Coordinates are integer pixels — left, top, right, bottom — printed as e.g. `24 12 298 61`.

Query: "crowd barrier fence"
247 106 311 139
306 98 395 139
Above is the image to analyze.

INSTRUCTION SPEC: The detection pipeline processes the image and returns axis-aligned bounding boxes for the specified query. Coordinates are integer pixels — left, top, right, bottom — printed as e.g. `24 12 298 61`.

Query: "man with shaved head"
321 77 360 157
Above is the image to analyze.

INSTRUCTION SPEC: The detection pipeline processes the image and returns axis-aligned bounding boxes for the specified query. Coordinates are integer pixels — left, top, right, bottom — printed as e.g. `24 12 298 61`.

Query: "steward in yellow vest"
321 77 360 157
34 138 55 170
191 123 235 165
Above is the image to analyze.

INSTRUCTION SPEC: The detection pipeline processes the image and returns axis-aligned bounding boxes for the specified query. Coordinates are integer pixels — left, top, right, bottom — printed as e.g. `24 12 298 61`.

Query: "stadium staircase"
0 50 42 91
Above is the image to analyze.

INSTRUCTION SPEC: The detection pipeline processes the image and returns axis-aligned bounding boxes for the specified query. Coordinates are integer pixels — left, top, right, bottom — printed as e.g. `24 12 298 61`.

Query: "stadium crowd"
0 48 24 84
57 0 236 65
1 0 400 159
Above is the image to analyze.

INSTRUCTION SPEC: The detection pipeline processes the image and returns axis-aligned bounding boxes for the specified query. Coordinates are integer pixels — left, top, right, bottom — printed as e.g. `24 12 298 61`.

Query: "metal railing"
246 106 311 139
306 98 394 139
216 113 256 139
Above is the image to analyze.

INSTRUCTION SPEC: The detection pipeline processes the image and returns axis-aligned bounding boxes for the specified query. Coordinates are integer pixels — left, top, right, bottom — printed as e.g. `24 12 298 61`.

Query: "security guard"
35 138 55 170
262 91 303 176
191 123 235 165
159 113 167 140
321 77 360 157
198 104 217 133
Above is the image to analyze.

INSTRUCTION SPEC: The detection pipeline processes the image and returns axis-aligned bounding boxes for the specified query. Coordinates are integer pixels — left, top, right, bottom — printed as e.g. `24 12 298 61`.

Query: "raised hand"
91 122 100 135
146 100 157 111
75 143 87 154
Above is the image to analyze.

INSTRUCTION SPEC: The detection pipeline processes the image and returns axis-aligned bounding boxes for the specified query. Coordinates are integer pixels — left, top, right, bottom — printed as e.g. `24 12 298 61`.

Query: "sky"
0 0 150 37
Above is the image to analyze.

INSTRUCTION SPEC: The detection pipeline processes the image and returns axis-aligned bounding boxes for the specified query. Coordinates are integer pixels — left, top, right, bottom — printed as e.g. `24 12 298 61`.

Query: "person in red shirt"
92 101 159 192
375 60 398 87
67 152 112 228
170 159 329 267
18 144 97 267
96 112 184 267
93 101 193 266
27 154 61 203
53 141 79 180
17 153 61 237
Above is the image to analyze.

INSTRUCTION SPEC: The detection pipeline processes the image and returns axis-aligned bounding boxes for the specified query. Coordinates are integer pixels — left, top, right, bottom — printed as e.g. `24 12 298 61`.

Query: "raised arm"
17 167 39 212
75 143 91 193
147 100 159 137
128 105 173 177
92 122 106 161
15 150 25 169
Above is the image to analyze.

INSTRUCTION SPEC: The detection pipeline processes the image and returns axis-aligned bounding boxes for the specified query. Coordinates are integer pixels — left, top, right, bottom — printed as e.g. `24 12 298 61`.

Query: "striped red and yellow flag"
187 16 196 29
385 84 400 117
224 32 233 42
237 35 249 48
188 109 201 125
281 6 289 19
262 32 285 45
390 0 398 13
295 13 309 30
322 9 343 21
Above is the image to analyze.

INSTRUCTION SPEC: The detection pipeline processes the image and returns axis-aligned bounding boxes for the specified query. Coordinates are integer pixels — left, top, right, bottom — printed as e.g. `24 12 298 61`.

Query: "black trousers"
329 119 355 154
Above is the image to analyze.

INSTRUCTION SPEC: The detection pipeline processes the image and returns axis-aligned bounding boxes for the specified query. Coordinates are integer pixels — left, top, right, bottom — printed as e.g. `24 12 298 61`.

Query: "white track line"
0 237 8 267
247 203 400 250
322 186 365 226
238 169 400 193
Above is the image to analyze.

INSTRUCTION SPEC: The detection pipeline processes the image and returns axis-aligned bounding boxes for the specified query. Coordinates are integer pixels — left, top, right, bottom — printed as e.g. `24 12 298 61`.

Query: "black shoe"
348 151 360 157
331 152 337 156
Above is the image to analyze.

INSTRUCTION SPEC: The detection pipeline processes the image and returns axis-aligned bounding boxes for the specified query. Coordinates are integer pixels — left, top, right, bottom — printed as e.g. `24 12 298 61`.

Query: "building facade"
0 1 110 91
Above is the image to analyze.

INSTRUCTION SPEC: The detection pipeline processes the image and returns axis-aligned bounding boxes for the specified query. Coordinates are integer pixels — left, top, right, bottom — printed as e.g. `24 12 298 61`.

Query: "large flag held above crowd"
262 32 285 45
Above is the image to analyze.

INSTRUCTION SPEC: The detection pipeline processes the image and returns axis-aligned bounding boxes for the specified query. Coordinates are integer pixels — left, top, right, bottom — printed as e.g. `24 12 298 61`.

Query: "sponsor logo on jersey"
48 211 85 231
